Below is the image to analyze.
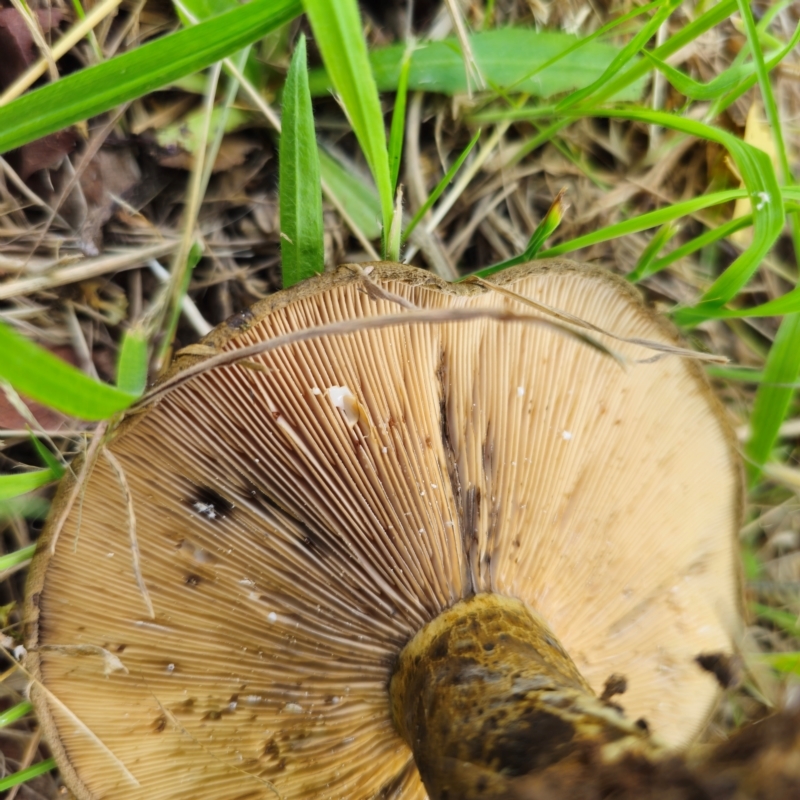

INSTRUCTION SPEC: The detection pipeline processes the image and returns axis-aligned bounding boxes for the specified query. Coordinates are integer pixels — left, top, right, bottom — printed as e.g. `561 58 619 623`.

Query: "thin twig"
101 448 154 619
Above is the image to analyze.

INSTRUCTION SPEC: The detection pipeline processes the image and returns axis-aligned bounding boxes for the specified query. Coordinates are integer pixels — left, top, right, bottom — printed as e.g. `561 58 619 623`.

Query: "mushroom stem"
390 594 664 800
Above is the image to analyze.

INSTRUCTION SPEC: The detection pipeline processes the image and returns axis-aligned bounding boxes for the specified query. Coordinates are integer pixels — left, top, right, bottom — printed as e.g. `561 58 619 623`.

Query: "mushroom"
25 260 741 800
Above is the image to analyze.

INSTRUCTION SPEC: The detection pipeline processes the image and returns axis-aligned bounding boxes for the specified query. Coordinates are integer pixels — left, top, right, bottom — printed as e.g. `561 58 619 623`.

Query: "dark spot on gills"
187 485 234 522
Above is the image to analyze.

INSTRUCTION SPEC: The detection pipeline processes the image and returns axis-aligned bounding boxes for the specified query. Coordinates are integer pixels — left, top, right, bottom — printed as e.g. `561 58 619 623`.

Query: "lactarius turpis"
25 261 742 799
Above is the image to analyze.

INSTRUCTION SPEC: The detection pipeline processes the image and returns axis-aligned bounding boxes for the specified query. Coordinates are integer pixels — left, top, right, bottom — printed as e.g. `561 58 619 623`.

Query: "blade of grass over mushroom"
0 321 137 420
116 327 149 396
138 298 732 408
0 545 36 573
303 0 393 242
280 34 324 288
745 315 800 484
0 0 302 154
401 128 481 244
0 759 57 793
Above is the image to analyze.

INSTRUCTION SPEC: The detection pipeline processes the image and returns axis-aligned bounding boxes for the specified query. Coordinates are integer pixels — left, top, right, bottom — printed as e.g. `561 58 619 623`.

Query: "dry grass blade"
443 0 485 94
0 243 178 301
471 278 729 364
47 422 107 556
8 0 58 81
140 304 622 407
0 0 126 104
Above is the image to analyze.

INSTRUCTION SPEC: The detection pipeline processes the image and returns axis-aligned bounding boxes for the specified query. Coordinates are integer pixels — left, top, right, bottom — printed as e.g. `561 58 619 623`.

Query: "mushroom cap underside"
26 260 742 800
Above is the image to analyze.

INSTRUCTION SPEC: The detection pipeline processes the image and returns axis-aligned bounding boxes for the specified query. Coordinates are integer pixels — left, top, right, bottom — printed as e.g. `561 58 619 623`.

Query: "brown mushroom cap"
26 260 742 800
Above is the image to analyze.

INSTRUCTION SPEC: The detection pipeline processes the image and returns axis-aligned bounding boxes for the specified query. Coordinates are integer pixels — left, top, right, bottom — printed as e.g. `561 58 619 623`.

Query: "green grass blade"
0 544 36 572
30 436 65 476
0 759 56 792
308 30 648 101
533 188 747 260
387 187 403 263
562 109 783 325
470 189 567 278
759 652 800 676
580 0 737 111
0 470 60 501
752 603 800 638
641 214 753 280
303 0 393 242
401 128 481 244
0 0 302 154
736 0 800 480
280 35 324 288
470 0 737 167
318 149 382 240
0 321 137 420
116 327 149 396
498 0 664 96
642 51 755 101
388 46 413 196
157 242 204 368
745 314 800 481
474 1 734 127
554 0 680 112
705 365 764 383
626 220 680 282
645 19 799 105
0 701 33 728
519 190 566 259
736 1 798 196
